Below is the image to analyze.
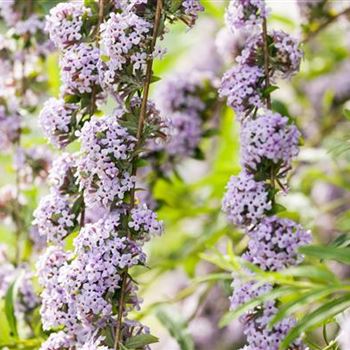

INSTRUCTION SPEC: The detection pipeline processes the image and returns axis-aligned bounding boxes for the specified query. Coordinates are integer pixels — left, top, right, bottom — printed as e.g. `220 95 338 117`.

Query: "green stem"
114 1 163 349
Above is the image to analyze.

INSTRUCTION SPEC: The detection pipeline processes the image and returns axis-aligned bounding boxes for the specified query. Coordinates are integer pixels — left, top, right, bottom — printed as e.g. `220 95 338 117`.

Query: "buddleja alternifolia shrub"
219 1 312 349
33 1 203 349
0 0 53 334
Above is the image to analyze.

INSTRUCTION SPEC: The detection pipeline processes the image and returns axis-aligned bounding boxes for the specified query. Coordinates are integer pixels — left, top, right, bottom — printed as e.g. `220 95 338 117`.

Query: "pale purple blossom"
33 192 76 244
39 98 78 148
60 43 100 95
240 111 300 171
219 64 265 119
222 171 271 227
77 115 136 208
45 2 90 49
129 205 164 238
226 0 268 31
244 216 312 271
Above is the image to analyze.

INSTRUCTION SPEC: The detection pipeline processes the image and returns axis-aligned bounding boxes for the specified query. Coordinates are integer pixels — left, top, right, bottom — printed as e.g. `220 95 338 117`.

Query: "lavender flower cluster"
151 70 218 169
36 1 202 348
220 1 302 120
220 1 310 349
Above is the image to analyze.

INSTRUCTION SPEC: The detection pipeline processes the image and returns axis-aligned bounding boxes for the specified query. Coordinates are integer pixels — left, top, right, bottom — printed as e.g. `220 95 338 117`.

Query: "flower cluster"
36 0 195 348
45 2 91 49
60 43 100 95
222 172 271 227
77 114 136 208
240 111 300 172
152 70 218 167
220 8 302 119
38 215 146 336
226 0 268 31
238 31 303 79
39 98 78 148
221 1 309 349
244 216 311 271
33 192 76 244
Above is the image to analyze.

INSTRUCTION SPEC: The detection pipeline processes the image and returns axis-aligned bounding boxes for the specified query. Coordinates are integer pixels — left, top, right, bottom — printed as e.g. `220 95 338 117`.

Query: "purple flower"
129 204 164 238
222 171 271 227
49 153 78 194
33 192 76 244
165 112 202 158
238 30 302 79
45 2 91 49
219 64 265 119
77 115 136 208
244 216 312 271
240 111 300 172
226 0 268 31
39 98 78 148
60 43 100 95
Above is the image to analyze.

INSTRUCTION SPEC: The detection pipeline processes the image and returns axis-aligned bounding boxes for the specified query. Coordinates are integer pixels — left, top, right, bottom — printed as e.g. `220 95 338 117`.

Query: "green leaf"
4 282 18 338
299 245 350 265
64 94 80 104
219 286 294 327
262 85 279 97
280 295 350 350
125 334 159 348
269 286 341 327
156 307 194 350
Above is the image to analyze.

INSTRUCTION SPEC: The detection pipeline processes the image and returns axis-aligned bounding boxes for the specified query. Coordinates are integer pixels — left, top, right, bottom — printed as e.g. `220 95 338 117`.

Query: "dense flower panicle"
219 64 265 118
40 332 74 350
165 112 202 158
45 2 90 49
244 216 311 271
226 0 268 31
243 302 305 350
156 72 211 117
222 172 271 226
38 215 146 336
39 98 78 148
240 111 300 171
129 205 164 238
33 192 76 244
77 115 136 208
60 43 100 95
0 105 21 151
230 276 272 311
99 11 151 87
238 31 303 79
49 153 77 194
0 0 19 26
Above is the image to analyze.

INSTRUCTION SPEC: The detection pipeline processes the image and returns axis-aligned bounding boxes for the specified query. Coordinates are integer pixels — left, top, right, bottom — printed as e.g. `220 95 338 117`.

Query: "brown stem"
262 17 271 110
114 1 163 349
303 6 350 43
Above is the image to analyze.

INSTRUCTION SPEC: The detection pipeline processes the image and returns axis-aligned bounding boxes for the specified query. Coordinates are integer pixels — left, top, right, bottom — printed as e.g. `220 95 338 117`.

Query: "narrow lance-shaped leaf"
280 295 350 350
